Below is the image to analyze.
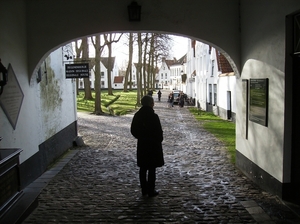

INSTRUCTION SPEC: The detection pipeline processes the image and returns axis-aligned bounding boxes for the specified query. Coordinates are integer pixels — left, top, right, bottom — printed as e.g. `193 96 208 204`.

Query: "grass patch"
188 107 236 164
105 90 137 115
77 90 137 115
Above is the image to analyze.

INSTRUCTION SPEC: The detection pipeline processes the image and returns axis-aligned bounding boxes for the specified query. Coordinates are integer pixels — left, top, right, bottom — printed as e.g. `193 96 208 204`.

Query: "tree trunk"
76 78 79 95
94 35 104 115
142 33 149 95
137 33 143 105
82 37 93 100
107 40 113 95
75 40 83 95
124 33 134 92
150 34 156 90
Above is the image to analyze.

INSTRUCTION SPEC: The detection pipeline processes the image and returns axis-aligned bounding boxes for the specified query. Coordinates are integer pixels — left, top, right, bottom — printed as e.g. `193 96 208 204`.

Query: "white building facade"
156 58 171 89
186 40 236 121
169 56 186 91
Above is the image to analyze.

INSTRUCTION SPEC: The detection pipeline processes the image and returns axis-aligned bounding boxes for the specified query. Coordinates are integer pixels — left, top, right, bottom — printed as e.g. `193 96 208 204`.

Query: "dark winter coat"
130 106 164 168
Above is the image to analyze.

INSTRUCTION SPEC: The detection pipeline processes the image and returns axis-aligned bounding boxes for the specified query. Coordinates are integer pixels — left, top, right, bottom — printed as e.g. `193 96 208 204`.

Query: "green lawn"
188 107 236 164
77 90 138 115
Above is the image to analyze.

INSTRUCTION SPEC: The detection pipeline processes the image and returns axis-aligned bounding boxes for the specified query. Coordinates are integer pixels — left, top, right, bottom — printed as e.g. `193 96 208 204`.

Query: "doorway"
227 91 232 120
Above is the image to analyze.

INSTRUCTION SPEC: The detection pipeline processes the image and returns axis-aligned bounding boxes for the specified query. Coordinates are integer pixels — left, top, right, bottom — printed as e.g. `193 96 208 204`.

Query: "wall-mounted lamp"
128 1 141 22
0 58 8 95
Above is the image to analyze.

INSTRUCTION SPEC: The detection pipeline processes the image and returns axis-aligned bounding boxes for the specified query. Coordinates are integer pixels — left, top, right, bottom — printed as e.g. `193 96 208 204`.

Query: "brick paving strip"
23 97 300 223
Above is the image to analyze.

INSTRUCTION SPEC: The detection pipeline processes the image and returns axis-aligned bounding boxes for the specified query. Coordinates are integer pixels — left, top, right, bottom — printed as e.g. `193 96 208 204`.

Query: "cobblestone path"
23 97 300 223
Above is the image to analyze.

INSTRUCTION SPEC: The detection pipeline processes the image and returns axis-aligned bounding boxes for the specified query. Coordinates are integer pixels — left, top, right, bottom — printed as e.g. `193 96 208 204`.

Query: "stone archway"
25 1 241 79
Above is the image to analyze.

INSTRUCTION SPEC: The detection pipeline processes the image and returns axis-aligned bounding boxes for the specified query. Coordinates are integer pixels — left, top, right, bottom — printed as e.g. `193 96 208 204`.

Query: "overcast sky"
111 34 189 67
170 35 189 59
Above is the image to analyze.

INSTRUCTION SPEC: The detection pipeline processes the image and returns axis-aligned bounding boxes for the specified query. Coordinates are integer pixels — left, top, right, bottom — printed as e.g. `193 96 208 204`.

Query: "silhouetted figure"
157 90 162 101
130 95 164 197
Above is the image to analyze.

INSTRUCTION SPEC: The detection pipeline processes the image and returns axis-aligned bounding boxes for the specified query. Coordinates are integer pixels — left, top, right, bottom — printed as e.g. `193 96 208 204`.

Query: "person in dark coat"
179 91 185 107
157 90 162 101
130 95 164 197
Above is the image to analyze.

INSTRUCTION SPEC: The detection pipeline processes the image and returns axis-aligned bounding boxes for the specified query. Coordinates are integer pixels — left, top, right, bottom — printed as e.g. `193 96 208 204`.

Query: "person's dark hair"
141 95 154 106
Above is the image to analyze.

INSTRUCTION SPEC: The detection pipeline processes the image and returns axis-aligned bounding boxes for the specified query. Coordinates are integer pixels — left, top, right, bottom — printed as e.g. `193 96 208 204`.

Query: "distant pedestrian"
130 95 164 197
168 92 174 108
157 90 162 101
179 91 185 107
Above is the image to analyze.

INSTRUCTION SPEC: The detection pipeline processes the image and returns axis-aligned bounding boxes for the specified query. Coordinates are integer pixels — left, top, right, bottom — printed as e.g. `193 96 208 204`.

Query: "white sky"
170 35 189 59
110 34 189 67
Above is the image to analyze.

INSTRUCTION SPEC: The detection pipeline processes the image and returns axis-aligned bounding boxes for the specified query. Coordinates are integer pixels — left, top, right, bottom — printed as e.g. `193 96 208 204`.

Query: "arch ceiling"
26 0 240 77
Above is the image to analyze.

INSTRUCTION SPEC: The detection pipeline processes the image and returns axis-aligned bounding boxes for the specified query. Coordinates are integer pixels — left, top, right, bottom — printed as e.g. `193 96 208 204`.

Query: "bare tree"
103 33 123 95
82 37 93 100
124 33 134 92
149 33 156 89
136 33 143 105
142 33 149 95
74 40 83 95
146 33 173 90
90 35 106 115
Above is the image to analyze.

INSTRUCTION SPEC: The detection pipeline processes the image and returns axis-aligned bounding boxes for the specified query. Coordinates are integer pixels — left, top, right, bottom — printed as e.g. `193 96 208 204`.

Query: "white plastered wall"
0 1 77 164
0 1 40 163
236 1 300 183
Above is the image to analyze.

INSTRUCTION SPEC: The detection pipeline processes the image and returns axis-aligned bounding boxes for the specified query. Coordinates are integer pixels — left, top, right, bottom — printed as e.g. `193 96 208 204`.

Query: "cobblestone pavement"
23 95 300 223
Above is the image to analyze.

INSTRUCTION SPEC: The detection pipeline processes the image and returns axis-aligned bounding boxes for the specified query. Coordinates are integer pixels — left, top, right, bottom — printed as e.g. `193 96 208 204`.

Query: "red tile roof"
216 51 234 74
114 76 124 84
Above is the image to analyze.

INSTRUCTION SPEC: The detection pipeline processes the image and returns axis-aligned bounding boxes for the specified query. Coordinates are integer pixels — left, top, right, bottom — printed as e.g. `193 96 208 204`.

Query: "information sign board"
65 63 89 78
249 78 268 126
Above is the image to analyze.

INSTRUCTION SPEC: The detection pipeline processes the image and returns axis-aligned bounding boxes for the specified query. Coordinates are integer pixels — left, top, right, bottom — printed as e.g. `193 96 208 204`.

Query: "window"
211 60 215 77
101 72 104 77
101 81 104 86
214 84 217 105
165 73 167 79
161 73 163 79
209 84 212 104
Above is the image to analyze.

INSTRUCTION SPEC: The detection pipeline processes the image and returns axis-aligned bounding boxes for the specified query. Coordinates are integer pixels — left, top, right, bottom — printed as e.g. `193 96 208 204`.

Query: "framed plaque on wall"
249 78 269 127
242 79 249 139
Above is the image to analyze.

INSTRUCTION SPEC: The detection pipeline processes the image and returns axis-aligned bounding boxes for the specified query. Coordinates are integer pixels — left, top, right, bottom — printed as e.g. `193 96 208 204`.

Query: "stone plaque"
0 64 24 130
249 78 268 126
